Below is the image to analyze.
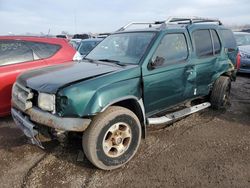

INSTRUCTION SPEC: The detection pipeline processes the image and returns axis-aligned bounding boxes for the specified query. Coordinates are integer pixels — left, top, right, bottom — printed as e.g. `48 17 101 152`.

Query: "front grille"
12 83 34 111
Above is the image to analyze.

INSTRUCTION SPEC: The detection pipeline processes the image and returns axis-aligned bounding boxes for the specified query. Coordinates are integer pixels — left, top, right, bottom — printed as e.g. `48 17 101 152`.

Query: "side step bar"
148 102 211 125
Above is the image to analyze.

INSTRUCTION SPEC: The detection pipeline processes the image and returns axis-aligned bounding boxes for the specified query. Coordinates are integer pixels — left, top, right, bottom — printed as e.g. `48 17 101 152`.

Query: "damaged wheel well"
112 99 144 124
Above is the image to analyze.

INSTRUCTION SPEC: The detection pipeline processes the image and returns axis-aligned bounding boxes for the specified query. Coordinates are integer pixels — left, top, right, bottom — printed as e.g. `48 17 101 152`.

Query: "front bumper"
11 107 91 148
11 108 44 148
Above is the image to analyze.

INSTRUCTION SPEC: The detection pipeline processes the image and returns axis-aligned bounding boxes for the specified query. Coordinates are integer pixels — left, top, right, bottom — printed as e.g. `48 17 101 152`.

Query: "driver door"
142 31 196 116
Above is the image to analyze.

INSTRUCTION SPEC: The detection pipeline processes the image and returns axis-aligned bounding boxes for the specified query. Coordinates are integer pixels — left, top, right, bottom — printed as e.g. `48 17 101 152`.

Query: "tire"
210 76 231 109
82 106 141 170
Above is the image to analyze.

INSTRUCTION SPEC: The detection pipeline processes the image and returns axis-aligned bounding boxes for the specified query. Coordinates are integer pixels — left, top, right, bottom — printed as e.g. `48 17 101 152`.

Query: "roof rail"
117 16 222 31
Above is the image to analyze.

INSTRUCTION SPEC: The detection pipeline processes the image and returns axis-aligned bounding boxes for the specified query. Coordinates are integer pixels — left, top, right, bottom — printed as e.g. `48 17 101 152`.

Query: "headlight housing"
38 93 55 112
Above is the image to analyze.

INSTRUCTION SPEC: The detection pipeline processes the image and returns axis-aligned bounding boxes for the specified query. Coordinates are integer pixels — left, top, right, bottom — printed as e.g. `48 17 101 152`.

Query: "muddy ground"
0 75 250 188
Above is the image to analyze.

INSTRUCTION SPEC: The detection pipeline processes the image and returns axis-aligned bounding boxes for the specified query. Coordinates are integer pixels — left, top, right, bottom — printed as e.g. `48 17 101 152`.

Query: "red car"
0 36 79 117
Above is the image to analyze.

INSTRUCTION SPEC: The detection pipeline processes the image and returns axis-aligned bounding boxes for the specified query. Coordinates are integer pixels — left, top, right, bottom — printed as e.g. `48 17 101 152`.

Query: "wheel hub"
102 122 132 158
113 136 122 145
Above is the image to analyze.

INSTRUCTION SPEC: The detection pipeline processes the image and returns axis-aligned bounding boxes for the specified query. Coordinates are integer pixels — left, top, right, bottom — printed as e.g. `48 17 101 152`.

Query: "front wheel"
82 106 141 170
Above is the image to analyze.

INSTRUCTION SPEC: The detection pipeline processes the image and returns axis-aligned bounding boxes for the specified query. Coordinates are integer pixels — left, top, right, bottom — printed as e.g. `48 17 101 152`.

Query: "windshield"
78 40 101 56
86 32 156 64
235 34 250 46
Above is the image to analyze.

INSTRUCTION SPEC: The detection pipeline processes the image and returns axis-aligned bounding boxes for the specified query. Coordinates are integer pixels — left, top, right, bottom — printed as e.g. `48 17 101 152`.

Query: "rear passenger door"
189 28 222 96
142 31 195 116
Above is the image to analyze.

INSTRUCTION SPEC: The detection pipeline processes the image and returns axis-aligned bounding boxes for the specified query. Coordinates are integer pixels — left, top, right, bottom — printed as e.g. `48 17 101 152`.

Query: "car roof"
0 36 69 44
114 23 226 34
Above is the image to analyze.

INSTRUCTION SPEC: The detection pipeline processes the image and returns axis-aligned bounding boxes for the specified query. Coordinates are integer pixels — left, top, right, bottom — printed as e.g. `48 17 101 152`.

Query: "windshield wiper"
98 59 125 66
82 57 95 62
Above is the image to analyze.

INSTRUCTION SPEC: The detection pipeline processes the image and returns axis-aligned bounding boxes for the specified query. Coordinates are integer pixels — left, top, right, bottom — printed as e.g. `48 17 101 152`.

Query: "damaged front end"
11 83 91 148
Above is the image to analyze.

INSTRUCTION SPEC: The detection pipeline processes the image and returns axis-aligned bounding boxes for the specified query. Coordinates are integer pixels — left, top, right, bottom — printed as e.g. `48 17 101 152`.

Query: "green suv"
12 17 239 170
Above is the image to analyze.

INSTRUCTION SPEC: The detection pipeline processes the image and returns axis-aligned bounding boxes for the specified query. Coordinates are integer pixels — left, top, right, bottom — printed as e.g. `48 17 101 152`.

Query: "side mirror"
148 56 165 69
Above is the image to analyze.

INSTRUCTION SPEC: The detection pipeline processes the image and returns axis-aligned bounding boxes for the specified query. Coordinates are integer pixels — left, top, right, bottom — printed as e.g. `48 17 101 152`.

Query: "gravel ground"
0 74 249 188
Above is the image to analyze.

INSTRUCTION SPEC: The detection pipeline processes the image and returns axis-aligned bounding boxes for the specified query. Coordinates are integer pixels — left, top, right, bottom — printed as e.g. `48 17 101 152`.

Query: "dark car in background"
77 38 103 57
69 38 82 49
72 34 90 40
0 36 78 117
234 32 250 73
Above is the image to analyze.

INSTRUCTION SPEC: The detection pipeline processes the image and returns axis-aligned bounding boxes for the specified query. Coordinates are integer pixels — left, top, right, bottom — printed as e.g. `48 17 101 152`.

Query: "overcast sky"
0 0 250 35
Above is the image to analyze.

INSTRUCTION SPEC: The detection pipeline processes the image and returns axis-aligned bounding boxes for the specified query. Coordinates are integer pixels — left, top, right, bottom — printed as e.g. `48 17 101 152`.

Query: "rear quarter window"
220 29 237 49
27 42 61 59
0 41 34 66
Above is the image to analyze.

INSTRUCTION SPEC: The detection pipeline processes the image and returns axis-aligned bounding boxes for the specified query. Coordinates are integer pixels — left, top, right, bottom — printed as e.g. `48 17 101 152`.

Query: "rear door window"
152 33 188 66
193 30 213 57
0 41 34 66
211 30 221 55
27 42 61 59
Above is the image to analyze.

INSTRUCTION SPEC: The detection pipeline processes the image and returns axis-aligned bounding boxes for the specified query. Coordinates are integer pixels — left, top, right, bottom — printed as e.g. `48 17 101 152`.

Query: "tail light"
236 52 241 70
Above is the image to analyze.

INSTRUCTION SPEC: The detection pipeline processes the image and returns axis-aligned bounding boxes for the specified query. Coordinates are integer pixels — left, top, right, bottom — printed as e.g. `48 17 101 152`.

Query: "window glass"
0 41 34 66
78 40 101 56
221 29 237 49
211 30 221 54
152 33 188 66
86 32 155 64
28 42 61 59
193 30 213 57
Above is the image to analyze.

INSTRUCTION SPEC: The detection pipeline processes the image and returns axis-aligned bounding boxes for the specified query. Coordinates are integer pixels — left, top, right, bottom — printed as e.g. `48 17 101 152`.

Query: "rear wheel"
210 76 231 109
82 106 141 170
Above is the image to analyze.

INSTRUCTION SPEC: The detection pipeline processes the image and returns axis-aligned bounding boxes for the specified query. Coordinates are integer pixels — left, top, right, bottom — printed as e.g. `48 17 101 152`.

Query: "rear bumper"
238 68 250 73
239 59 250 73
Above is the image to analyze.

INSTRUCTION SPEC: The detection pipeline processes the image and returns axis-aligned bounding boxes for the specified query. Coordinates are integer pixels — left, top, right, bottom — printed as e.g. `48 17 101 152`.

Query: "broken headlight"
38 93 55 112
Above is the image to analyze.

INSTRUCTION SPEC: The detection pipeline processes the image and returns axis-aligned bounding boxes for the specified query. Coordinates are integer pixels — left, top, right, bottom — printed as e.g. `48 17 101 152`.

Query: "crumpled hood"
17 61 122 93
239 45 250 54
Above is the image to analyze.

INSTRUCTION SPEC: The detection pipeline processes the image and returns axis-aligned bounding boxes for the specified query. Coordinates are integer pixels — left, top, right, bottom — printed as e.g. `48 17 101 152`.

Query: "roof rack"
117 16 222 31
166 16 222 25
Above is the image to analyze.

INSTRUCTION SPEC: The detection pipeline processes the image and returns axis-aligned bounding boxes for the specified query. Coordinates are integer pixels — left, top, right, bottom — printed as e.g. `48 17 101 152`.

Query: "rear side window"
211 30 221 55
220 29 237 49
27 42 61 59
193 30 213 57
0 41 34 66
152 33 188 65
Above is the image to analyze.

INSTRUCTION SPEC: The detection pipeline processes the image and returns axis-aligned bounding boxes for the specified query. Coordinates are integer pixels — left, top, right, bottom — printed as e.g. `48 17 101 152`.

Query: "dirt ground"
0 74 250 188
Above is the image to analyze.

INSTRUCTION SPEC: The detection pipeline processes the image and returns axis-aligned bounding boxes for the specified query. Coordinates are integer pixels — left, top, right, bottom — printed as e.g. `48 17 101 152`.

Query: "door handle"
186 69 193 74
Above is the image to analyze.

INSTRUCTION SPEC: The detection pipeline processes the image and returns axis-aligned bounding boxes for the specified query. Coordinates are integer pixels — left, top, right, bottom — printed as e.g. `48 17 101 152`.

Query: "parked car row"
0 17 242 170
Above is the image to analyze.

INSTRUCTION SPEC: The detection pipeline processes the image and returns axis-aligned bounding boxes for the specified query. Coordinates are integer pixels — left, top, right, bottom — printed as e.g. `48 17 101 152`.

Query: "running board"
147 102 211 125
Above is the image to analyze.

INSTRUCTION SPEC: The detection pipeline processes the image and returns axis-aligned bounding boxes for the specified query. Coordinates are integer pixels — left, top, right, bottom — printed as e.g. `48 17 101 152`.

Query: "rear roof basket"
166 16 222 25
117 16 222 31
